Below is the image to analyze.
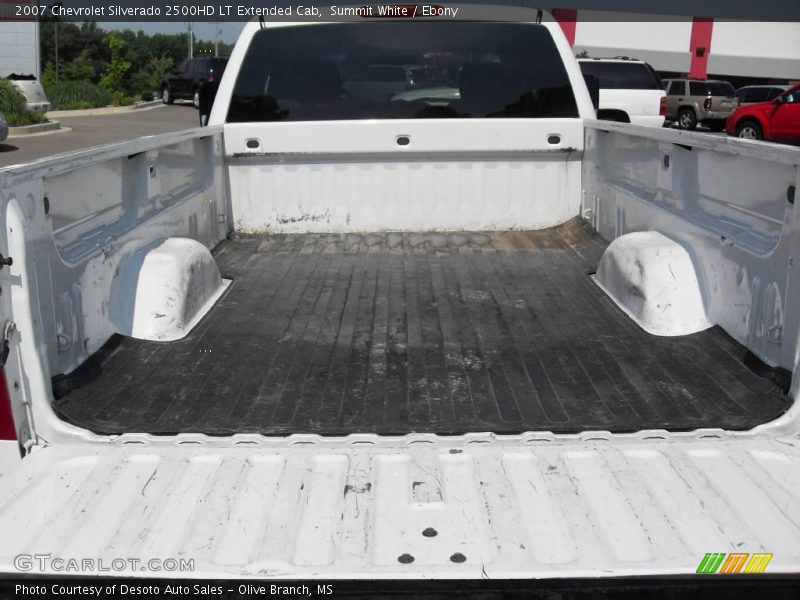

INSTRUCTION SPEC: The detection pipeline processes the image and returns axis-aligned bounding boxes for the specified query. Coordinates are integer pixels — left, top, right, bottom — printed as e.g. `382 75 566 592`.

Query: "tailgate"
712 96 736 112
1 436 799 578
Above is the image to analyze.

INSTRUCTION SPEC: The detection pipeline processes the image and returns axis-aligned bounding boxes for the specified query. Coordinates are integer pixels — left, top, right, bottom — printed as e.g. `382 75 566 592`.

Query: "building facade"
0 0 41 79
553 9 800 83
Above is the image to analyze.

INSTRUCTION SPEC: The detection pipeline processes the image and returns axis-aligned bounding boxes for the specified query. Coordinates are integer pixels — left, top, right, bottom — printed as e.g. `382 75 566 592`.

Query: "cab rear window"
227 22 578 122
689 81 735 96
578 61 661 90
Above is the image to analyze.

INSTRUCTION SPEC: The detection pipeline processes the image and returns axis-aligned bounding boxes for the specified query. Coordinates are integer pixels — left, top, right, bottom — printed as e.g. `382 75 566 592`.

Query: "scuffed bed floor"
54 219 790 436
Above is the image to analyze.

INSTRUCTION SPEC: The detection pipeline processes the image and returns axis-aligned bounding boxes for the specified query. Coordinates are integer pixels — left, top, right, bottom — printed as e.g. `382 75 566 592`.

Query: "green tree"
128 71 155 98
149 56 174 84
99 32 131 95
63 50 97 82
127 55 174 98
41 62 57 89
40 20 109 82
39 24 231 97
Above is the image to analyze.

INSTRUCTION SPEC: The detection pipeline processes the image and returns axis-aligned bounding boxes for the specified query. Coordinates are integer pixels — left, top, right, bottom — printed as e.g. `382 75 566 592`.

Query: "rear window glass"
666 81 683 95
193 58 227 76
227 22 578 122
210 59 228 71
578 61 661 90
689 81 735 96
708 82 735 96
746 88 771 102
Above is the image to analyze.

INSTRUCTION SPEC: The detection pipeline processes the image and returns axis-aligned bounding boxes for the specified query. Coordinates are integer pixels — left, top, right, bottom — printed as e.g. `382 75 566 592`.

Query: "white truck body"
0 11 799 581
577 57 666 127
596 87 665 127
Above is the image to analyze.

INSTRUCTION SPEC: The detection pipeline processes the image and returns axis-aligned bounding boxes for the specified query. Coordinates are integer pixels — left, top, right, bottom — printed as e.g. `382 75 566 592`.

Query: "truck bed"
54 219 789 436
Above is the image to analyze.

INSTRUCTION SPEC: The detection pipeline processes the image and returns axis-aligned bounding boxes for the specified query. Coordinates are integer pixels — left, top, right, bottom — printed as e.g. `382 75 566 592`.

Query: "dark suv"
161 57 228 108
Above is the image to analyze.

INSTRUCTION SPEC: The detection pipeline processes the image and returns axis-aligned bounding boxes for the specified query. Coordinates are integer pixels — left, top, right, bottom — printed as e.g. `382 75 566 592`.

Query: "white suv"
578 57 665 127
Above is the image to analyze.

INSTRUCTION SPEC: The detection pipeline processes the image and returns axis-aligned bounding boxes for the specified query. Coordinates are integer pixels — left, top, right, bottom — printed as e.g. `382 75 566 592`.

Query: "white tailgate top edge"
223 120 584 156
1 437 799 579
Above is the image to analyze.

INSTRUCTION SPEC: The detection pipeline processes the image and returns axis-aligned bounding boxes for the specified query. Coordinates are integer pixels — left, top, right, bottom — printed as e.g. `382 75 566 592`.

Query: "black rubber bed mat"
54 219 790 436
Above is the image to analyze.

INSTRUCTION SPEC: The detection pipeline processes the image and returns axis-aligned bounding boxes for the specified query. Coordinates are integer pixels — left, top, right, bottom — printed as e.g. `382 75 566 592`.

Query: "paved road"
0 104 200 168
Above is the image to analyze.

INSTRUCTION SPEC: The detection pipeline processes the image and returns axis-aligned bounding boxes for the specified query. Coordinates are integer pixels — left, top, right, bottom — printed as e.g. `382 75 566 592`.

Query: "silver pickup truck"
0 7 799 583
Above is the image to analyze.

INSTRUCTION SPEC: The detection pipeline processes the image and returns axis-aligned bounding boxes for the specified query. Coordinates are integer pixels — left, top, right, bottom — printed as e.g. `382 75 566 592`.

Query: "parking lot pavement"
0 104 200 168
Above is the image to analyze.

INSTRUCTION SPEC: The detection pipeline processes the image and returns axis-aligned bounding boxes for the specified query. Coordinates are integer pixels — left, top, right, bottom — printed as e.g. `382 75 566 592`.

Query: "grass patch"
1 80 49 126
45 81 113 110
0 79 27 115
5 112 48 126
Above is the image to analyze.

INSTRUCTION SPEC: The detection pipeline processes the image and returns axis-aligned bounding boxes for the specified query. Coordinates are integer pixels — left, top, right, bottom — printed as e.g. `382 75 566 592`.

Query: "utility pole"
54 20 59 82
187 19 193 59
53 1 62 82
214 22 221 57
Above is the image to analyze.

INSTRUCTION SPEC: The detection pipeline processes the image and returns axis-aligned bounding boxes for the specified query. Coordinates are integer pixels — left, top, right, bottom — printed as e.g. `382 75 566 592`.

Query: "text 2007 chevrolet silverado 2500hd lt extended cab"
0 6 799 581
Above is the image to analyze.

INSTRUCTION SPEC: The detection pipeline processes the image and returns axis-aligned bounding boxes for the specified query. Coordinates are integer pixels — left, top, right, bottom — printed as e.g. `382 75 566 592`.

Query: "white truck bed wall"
582 120 800 378
224 120 584 233
2 13 800 581
0 127 229 441
2 120 800 443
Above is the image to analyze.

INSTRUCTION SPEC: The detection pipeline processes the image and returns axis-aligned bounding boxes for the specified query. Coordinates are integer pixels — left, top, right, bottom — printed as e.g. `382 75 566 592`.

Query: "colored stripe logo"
696 552 773 574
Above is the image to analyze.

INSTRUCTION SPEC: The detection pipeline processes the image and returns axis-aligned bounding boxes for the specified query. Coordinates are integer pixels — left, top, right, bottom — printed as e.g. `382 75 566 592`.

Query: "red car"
726 84 800 142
